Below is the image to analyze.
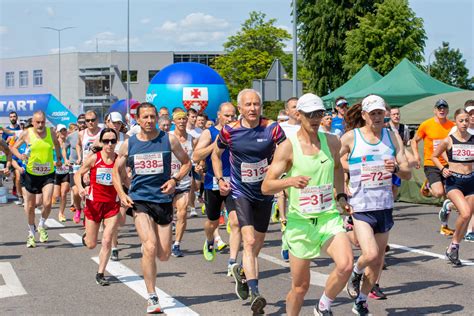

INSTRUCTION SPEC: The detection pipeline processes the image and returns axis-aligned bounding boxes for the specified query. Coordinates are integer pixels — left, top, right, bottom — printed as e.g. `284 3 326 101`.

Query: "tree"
429 42 472 89
213 11 291 100
342 0 426 76
297 0 382 96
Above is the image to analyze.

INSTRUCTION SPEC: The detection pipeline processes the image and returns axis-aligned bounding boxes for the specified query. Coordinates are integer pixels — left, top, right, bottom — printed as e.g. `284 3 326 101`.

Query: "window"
148 70 160 82
19 71 28 87
5 72 14 88
121 70 138 83
85 77 110 96
33 70 43 86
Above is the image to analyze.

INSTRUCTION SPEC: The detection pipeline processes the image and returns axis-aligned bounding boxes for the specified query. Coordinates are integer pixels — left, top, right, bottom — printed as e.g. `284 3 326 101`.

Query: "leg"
84 217 100 249
59 182 70 219
156 223 173 261
447 190 472 244
134 212 158 293
228 210 241 262
286 255 311 316
41 183 54 220
98 215 119 273
174 192 189 243
23 189 36 226
430 181 445 198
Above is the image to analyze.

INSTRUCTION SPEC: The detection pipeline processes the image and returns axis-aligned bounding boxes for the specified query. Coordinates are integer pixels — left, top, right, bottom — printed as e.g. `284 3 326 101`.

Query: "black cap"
435 99 449 108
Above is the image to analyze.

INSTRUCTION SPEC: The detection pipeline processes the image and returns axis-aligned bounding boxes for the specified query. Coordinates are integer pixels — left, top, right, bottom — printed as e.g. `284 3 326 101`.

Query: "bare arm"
10 130 28 160
74 153 97 197
76 130 83 163
410 133 423 169
192 129 213 163
112 138 133 207
50 129 62 167
431 137 451 178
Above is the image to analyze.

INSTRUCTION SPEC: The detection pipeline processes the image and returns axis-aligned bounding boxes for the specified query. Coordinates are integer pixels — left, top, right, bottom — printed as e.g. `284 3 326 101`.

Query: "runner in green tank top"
263 93 354 316
11 111 63 248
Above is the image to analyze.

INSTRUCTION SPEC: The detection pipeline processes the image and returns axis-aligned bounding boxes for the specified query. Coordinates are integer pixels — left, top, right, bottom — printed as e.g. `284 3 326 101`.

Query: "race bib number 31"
299 184 333 214
452 144 474 161
361 163 391 188
96 168 113 186
241 159 268 183
134 152 163 175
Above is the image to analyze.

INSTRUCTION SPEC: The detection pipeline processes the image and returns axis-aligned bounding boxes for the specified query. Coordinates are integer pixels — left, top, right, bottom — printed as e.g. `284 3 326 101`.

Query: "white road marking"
45 218 64 228
0 262 27 299
59 233 198 315
389 243 474 266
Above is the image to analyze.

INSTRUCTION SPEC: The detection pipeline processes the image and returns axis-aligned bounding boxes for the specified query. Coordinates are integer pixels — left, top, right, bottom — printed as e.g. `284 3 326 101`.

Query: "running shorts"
445 172 474 196
55 172 70 185
21 172 55 194
234 196 273 233
424 166 446 186
84 199 120 223
392 174 401 187
131 200 173 225
204 189 236 221
352 209 394 234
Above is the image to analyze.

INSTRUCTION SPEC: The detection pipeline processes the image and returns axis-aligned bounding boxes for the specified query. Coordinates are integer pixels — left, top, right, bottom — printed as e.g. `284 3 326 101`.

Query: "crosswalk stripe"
0 262 27 299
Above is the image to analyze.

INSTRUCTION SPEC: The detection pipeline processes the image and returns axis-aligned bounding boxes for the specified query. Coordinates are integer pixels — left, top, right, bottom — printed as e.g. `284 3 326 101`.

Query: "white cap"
109 112 123 123
362 95 386 113
56 124 67 131
466 106 474 113
336 99 348 107
296 93 325 113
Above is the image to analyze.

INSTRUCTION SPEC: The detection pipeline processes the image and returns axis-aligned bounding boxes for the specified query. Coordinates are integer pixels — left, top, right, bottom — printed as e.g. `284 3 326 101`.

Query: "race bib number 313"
361 163 391 188
134 152 163 175
299 184 333 214
241 159 268 183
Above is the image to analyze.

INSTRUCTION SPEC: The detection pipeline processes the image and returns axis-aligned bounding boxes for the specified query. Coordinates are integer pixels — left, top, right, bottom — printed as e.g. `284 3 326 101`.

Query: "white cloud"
46 7 55 17
83 32 139 50
154 12 231 47
140 18 151 24
49 46 77 54
0 26 7 35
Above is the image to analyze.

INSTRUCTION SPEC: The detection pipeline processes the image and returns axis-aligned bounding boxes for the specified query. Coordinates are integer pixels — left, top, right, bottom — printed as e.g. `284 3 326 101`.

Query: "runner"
340 95 411 315
262 93 354 316
75 128 120 285
411 99 455 235
158 116 171 133
112 102 191 313
11 110 62 248
319 110 342 137
192 102 240 269
53 124 70 223
170 109 197 257
331 97 348 134
212 88 285 315
432 108 474 266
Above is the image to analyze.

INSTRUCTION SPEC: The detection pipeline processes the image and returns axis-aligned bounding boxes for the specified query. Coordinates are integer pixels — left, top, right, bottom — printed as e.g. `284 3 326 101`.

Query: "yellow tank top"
26 127 55 176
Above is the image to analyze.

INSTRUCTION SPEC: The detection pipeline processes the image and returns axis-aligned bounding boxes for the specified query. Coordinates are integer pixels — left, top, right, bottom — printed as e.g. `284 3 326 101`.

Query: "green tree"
343 0 426 76
297 0 381 96
213 11 291 100
429 42 472 89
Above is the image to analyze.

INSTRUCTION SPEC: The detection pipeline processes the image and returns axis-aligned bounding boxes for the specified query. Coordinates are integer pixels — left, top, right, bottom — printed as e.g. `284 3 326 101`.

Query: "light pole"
427 49 436 76
292 0 298 97
41 26 75 103
126 0 130 118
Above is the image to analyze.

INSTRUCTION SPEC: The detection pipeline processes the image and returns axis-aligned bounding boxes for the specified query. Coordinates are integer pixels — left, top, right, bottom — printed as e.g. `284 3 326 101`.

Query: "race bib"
171 155 191 183
212 176 230 190
433 139 442 151
96 167 113 186
241 159 268 183
299 184 333 214
72 164 81 173
452 143 474 161
360 162 391 189
134 152 164 175
33 163 51 175
56 165 69 175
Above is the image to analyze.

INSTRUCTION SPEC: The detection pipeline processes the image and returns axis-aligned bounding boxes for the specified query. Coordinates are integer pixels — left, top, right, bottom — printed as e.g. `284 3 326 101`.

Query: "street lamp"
292 0 298 97
41 26 75 103
427 49 436 76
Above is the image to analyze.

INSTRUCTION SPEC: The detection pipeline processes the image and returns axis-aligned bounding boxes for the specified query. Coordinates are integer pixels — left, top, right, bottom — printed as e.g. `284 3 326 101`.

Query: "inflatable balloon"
146 62 229 120
109 99 139 118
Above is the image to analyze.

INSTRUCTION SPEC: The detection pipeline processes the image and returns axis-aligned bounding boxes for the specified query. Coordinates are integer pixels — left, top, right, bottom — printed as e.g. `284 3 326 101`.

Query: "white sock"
441 221 448 226
174 241 180 246
28 224 35 236
38 217 46 228
353 263 365 275
356 292 368 303
215 236 223 243
318 292 333 311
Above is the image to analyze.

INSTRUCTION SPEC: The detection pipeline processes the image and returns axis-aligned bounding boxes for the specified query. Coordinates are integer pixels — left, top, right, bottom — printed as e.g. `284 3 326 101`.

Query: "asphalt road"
1 193 474 315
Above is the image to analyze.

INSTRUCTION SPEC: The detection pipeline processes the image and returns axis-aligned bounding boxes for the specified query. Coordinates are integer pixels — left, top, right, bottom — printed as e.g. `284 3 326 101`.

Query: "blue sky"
0 0 472 75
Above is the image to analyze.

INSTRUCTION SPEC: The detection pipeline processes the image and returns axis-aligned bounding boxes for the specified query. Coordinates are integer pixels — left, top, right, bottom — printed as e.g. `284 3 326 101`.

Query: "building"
0 51 221 121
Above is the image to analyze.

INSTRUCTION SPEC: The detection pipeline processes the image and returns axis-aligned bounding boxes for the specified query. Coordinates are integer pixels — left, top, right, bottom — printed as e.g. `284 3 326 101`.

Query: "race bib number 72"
361 163 391 188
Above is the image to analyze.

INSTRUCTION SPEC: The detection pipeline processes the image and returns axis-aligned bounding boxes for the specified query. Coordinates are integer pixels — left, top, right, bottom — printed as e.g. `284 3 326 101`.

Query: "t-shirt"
331 116 345 134
65 131 79 162
279 121 300 138
187 127 203 139
416 117 455 166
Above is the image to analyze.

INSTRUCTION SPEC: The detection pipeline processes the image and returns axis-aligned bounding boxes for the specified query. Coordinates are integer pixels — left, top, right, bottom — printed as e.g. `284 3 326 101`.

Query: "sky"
0 0 472 75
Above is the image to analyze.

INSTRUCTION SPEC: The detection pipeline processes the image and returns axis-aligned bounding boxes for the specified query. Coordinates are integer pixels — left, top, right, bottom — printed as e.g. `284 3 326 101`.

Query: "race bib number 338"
134 152 163 175
241 159 268 183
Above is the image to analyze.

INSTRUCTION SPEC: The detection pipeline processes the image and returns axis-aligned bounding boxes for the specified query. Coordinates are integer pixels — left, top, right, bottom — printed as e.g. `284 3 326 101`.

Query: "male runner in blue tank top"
112 102 192 314
212 89 286 315
193 102 240 270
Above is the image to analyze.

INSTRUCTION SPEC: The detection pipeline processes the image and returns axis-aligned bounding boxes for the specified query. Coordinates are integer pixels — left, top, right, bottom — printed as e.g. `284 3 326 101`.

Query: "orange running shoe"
440 225 455 236
420 179 431 197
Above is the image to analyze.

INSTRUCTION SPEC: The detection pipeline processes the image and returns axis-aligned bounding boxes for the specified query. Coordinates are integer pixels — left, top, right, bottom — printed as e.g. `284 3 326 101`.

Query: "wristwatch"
171 176 180 185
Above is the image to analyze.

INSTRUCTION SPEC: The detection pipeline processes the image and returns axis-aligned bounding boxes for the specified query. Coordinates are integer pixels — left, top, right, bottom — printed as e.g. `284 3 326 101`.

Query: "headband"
172 111 187 120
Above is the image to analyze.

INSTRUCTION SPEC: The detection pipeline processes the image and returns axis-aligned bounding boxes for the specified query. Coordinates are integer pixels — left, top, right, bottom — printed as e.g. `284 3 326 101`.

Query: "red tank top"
88 151 118 203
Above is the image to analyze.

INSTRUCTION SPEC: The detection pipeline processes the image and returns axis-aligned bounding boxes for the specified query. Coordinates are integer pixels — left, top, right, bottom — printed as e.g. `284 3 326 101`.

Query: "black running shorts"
234 196 273 233
204 189 236 221
21 172 55 194
130 200 173 226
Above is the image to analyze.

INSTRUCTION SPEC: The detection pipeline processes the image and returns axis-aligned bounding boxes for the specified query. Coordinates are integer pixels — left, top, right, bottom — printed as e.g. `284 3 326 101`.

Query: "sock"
38 217 46 228
207 240 214 251
28 224 35 236
353 263 365 275
174 241 180 247
247 279 258 294
450 243 459 251
356 292 368 303
318 292 334 311
228 258 236 266
215 235 223 243
148 292 158 299
441 222 448 227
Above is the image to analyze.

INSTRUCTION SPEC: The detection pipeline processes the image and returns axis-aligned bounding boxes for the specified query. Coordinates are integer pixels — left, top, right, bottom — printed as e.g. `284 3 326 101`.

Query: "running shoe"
217 240 228 252
203 240 216 261
250 292 266 315
368 283 387 300
446 247 462 267
218 214 225 226
352 300 371 316
231 263 249 300
58 214 66 222
26 234 36 248
147 296 163 314
281 219 287 232
227 263 233 277
111 248 119 261
314 304 333 316
420 179 431 197
70 205 76 212
201 204 206 215
439 200 452 223
73 209 81 224
281 249 289 262
440 225 455 236
171 244 184 257
190 208 198 218
14 197 24 206
464 232 474 242
347 271 363 299
95 273 110 286
38 227 48 243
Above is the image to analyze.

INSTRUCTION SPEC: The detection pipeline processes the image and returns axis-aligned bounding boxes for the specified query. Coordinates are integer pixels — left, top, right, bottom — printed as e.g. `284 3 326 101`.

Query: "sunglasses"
302 110 325 119
102 138 117 145
77 120 86 124
85 118 97 123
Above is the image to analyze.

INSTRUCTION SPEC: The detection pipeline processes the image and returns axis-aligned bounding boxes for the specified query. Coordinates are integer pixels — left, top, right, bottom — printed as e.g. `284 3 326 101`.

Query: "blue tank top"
204 126 231 190
127 131 172 203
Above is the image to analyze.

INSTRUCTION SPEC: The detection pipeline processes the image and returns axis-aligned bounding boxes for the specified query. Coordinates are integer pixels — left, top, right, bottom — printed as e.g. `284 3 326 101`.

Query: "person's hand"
338 198 353 215
442 167 452 178
3 168 10 176
384 159 396 173
414 157 421 169
55 160 62 168
218 179 231 196
76 158 81 165
119 194 134 208
289 176 311 189
161 179 176 195
19 154 27 161
78 187 88 198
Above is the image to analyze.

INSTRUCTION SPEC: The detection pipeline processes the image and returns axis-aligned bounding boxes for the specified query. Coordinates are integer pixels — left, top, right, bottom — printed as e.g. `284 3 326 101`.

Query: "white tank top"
348 128 395 212
82 128 102 159
115 132 126 154
170 131 193 190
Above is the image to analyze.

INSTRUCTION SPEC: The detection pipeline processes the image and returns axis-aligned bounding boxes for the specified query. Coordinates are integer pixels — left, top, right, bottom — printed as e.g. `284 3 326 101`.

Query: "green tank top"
286 132 337 220
26 127 55 176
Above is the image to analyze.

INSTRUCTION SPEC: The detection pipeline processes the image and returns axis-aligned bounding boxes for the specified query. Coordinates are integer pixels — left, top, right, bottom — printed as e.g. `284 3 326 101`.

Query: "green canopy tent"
346 58 463 107
322 64 382 109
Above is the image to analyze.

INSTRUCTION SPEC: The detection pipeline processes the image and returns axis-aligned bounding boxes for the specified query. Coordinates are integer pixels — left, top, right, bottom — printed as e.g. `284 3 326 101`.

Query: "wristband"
171 176 180 185
336 193 348 201
441 166 446 173
393 165 400 174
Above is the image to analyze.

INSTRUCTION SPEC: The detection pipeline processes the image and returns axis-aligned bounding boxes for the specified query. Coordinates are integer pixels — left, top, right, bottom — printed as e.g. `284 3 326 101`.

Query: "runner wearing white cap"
53 124 70 222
